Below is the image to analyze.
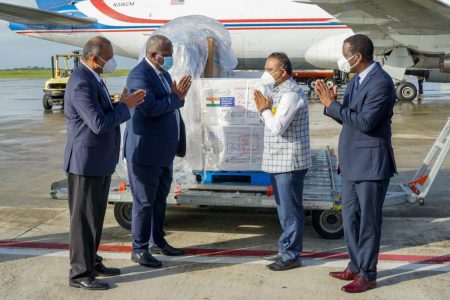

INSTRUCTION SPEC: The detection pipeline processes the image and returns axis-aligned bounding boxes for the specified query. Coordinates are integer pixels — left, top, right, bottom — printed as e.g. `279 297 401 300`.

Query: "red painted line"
91 1 342 25
16 26 348 35
227 26 349 30
17 29 156 34
1 240 449 264
219 18 334 23
91 1 335 25
91 0 165 23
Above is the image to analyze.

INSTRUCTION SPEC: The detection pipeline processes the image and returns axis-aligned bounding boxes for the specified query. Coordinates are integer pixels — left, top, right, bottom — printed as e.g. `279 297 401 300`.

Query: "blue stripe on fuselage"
10 21 346 32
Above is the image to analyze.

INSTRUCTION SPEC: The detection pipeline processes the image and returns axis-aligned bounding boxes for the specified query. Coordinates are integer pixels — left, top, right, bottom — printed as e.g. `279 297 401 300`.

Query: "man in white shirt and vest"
254 52 312 271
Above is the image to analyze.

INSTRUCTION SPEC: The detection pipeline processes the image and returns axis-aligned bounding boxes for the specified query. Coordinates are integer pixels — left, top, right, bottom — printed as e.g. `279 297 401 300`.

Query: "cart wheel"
114 202 132 230
43 94 53 110
307 77 318 90
312 209 344 239
325 77 337 89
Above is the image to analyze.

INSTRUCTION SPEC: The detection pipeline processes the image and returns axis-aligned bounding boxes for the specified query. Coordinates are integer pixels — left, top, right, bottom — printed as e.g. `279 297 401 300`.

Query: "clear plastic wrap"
139 15 238 81
183 77 265 173
202 125 264 171
117 17 268 187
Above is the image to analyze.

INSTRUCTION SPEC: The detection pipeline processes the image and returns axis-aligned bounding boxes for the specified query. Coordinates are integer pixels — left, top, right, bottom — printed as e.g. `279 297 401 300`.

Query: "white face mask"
337 53 358 73
98 57 117 74
260 71 278 87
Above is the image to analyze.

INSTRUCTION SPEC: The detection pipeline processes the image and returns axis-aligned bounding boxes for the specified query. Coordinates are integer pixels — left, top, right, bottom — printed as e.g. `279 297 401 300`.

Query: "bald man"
124 35 191 267
64 36 145 290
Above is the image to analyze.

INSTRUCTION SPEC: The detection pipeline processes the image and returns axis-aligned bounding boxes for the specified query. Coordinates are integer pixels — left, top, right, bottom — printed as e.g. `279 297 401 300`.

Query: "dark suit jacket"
64 63 130 177
124 58 186 167
325 62 397 181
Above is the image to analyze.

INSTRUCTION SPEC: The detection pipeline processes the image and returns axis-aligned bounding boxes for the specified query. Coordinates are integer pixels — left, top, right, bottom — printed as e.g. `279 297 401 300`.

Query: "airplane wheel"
43 94 53 110
312 209 344 239
396 81 417 101
307 77 318 90
114 202 132 230
325 77 337 89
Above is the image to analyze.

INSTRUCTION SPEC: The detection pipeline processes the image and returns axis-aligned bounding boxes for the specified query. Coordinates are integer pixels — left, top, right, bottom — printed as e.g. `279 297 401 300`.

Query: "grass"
0 69 130 79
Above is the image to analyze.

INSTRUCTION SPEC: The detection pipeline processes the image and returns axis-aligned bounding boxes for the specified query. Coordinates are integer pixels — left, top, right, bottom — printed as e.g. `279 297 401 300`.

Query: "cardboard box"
203 125 264 171
199 78 262 125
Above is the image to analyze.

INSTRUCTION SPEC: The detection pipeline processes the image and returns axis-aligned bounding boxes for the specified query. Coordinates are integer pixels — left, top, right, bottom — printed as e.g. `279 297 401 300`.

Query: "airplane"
1 0 449 101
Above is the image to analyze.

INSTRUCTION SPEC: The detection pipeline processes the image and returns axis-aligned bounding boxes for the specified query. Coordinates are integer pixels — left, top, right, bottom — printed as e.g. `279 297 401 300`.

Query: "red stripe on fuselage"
15 26 348 35
227 26 348 30
17 29 156 34
90 0 336 25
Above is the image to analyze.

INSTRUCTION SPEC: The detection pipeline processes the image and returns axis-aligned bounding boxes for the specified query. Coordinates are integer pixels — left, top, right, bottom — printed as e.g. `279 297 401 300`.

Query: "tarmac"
0 77 449 299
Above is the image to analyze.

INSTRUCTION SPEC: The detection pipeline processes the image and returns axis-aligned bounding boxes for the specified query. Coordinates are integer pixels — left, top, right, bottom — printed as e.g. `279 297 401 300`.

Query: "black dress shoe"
69 277 109 290
150 244 185 256
94 263 121 277
131 251 162 268
95 254 103 263
262 252 282 261
266 258 301 271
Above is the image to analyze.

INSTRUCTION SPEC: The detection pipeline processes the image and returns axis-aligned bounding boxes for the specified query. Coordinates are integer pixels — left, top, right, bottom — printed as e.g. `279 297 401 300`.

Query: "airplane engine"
426 69 450 83
439 55 450 73
304 33 352 69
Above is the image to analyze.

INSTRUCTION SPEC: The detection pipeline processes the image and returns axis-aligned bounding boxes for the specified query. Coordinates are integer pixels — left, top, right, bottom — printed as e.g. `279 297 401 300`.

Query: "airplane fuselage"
9 0 353 69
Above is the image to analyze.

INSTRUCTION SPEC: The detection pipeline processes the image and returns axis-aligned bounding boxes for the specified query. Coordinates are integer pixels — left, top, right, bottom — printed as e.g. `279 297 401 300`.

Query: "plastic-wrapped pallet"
202 125 264 171
117 15 239 184
183 77 265 172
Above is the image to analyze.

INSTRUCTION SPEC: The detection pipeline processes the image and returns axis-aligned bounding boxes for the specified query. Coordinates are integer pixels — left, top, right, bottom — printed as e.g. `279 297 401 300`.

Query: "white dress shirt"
261 91 306 136
145 57 180 141
356 61 376 86
80 60 113 108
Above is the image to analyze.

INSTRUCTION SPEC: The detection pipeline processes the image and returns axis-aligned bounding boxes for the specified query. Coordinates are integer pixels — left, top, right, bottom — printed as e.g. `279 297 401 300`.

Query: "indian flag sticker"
206 97 220 107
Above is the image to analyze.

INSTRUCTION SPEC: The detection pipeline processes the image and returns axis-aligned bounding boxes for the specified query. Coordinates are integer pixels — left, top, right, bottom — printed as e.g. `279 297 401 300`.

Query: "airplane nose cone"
305 32 353 69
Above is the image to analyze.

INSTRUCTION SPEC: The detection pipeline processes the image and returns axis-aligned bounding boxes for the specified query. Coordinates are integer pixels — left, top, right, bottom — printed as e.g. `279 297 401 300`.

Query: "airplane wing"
0 2 96 26
294 0 450 36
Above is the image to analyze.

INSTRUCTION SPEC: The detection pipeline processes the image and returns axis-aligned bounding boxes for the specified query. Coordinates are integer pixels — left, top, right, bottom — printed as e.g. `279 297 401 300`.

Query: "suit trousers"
341 177 390 280
270 169 308 262
67 173 111 281
127 162 173 252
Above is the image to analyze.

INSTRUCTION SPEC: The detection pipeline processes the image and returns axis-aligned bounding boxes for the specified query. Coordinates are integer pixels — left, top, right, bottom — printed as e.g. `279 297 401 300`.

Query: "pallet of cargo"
192 170 271 186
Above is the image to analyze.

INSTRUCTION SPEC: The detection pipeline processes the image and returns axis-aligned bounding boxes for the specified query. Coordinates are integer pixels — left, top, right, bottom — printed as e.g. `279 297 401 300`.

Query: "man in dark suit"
124 35 191 267
64 36 146 290
315 34 397 293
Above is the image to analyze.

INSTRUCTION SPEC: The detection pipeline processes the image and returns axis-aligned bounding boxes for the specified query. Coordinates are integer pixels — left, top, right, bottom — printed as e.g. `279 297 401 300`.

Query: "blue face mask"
157 54 173 71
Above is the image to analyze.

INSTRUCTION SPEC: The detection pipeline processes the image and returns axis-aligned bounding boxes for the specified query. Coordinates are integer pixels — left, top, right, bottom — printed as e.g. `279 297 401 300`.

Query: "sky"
0 0 137 69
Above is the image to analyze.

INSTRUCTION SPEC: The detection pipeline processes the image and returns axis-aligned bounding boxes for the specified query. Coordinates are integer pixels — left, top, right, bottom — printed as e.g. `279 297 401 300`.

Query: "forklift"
42 51 81 110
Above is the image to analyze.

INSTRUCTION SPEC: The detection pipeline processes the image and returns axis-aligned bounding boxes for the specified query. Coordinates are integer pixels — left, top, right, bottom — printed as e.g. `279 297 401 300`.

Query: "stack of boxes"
184 78 265 172
200 78 265 171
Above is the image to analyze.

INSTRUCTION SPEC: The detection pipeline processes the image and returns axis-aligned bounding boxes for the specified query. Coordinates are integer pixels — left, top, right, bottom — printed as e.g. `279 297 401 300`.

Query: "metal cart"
52 118 450 239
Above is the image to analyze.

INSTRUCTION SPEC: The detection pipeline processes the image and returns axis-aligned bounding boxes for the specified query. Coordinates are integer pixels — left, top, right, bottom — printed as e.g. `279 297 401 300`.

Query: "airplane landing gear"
395 81 417 101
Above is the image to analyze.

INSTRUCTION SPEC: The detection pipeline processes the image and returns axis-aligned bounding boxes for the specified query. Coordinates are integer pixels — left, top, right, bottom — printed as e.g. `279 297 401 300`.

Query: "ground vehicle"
293 70 347 90
42 51 80 110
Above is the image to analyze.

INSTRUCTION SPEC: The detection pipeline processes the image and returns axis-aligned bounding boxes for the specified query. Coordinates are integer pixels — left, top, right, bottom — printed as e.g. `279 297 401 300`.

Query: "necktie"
159 72 180 141
354 75 360 92
159 73 171 93
100 79 113 108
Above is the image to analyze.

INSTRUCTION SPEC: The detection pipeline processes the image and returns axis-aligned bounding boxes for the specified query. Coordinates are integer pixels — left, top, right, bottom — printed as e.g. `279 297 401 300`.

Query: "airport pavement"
0 78 449 299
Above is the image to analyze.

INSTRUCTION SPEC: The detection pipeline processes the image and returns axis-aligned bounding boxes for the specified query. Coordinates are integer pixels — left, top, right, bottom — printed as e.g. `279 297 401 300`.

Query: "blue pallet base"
193 170 271 186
